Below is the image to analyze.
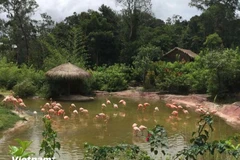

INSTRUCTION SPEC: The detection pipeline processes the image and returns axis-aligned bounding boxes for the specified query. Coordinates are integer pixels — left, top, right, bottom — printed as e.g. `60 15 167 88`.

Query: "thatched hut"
46 62 91 96
162 47 198 62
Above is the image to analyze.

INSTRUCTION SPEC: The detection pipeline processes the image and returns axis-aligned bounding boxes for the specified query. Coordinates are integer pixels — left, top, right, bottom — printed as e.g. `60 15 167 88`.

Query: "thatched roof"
45 62 91 80
165 47 198 58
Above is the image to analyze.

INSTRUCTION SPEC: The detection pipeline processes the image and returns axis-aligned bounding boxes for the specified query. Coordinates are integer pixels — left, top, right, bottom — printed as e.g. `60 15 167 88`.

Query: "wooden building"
162 47 198 62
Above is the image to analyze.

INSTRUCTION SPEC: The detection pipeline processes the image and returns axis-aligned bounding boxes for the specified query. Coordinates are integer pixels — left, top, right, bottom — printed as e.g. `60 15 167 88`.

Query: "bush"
0 57 47 97
13 80 37 98
92 64 131 92
155 61 190 93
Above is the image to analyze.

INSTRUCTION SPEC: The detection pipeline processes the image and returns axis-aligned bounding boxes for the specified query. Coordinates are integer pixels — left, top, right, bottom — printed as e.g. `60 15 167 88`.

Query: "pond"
0 96 239 159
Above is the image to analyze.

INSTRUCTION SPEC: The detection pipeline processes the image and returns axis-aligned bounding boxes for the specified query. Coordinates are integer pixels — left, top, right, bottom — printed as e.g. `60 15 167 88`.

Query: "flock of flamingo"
1 94 218 140
2 95 26 113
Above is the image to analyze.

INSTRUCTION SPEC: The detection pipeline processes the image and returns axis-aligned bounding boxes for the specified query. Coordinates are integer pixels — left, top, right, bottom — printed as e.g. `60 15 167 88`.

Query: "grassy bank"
0 105 22 130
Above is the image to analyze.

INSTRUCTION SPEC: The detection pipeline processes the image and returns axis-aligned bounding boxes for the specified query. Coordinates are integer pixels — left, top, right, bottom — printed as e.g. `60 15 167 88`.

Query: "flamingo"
171 110 178 117
45 114 51 120
17 98 23 103
154 107 159 112
19 102 26 108
177 105 183 109
64 116 69 120
41 108 45 113
166 103 178 109
133 126 141 136
132 123 138 128
106 99 111 104
113 104 118 109
183 109 189 114
56 103 62 108
195 108 206 114
102 103 107 108
53 105 60 111
79 107 84 112
210 110 217 114
144 103 150 107
138 104 143 110
51 101 57 107
58 109 65 116
82 109 89 116
48 109 55 114
73 110 78 114
44 103 50 109
119 100 126 106
98 113 106 118
139 125 147 131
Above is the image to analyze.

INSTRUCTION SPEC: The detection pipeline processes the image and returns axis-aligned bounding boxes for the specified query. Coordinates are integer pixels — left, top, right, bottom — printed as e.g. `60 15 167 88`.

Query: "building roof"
45 62 91 80
164 47 198 58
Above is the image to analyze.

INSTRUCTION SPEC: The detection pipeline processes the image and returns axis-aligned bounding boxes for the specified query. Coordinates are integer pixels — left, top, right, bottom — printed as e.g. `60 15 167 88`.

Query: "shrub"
13 80 37 98
155 61 190 93
92 64 130 92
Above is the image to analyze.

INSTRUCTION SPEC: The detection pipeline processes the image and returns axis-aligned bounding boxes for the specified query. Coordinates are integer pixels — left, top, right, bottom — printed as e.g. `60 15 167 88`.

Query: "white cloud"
152 0 201 21
19 0 202 22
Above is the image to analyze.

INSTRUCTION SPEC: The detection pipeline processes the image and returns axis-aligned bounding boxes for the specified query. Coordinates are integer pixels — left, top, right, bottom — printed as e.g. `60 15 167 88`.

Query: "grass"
0 104 22 130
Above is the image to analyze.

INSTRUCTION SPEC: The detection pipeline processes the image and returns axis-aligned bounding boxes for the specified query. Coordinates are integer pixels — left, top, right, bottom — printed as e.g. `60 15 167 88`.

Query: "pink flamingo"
171 110 178 117
119 100 126 106
113 104 118 109
183 109 189 114
137 104 143 110
106 99 111 104
64 115 69 120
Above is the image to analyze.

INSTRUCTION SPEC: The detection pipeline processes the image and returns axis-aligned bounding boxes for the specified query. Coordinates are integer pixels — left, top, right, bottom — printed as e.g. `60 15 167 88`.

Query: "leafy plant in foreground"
9 138 35 158
147 124 168 156
39 117 61 159
175 114 240 160
84 143 152 160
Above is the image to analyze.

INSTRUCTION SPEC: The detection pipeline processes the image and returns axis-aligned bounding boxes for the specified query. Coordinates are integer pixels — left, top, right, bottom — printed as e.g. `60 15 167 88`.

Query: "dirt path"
96 90 240 129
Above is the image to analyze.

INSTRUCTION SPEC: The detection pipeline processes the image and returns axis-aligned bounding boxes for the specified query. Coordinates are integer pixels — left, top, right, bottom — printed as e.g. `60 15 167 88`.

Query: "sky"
34 0 202 22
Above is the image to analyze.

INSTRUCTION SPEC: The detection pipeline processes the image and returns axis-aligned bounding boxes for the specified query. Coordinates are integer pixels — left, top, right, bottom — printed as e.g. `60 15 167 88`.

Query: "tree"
204 33 223 50
132 45 161 84
0 0 39 65
116 0 152 41
189 0 240 12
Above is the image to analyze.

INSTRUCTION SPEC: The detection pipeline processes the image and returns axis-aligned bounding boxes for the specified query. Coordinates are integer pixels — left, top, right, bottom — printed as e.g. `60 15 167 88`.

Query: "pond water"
0 96 239 159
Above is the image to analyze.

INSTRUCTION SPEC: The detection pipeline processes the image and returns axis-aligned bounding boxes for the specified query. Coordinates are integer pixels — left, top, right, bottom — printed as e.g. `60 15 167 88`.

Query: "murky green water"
0 96 239 159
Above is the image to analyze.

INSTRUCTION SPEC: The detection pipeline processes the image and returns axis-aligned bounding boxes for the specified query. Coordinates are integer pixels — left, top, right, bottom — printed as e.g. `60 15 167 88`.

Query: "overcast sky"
34 0 202 22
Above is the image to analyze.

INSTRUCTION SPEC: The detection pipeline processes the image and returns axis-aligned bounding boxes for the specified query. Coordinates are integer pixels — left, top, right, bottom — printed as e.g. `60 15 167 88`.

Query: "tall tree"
189 0 240 12
0 0 38 65
116 0 152 41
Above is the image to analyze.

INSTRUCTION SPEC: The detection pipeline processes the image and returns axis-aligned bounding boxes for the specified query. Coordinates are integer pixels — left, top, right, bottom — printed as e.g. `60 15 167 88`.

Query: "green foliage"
148 125 168 156
204 33 223 50
84 143 152 160
155 61 190 93
0 58 46 97
194 49 240 98
132 45 161 85
92 64 130 92
39 117 61 159
176 114 240 160
9 139 35 158
13 79 37 98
